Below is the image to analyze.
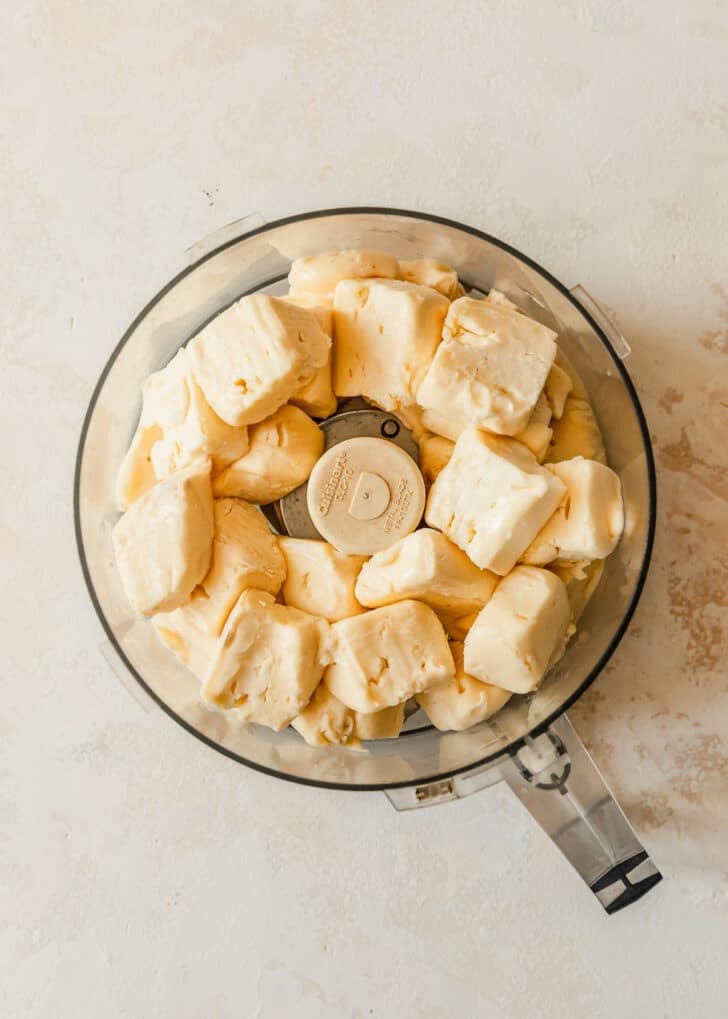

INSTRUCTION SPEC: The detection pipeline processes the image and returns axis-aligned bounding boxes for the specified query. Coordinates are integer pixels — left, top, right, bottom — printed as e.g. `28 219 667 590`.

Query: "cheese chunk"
151 386 249 482
212 405 323 503
514 391 553 462
202 600 330 731
522 457 624 565
288 248 399 299
116 350 188 508
153 588 275 680
355 703 405 740
417 297 558 438
117 349 248 507
112 460 214 615
284 295 337 418
417 641 512 731
418 433 454 487
291 684 406 747
355 529 498 627
194 498 285 634
279 538 367 621
464 566 571 694
188 294 330 426
548 559 604 621
484 289 520 313
325 600 455 713
546 396 606 464
443 611 479 641
332 279 449 421
544 362 572 420
554 349 588 400
425 428 566 575
291 683 360 748
398 258 464 300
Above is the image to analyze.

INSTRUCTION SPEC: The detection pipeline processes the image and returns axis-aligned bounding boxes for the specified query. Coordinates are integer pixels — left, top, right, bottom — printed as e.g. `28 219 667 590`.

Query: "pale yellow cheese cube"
188 294 330 426
443 611 479 641
544 362 572 420
397 258 464 300
514 391 553 462
288 248 399 299
117 350 250 508
355 528 498 626
113 460 214 615
291 683 360 748
193 498 285 634
116 350 189 508
548 559 604 621
202 601 330 731
416 297 558 439
283 294 337 418
279 537 367 621
324 600 455 714
212 405 323 503
418 433 454 487
332 278 449 420
416 641 512 731
546 396 606 464
355 703 405 740
425 428 566 575
522 457 624 566
464 566 571 694
153 588 275 680
484 289 521 313
291 684 405 747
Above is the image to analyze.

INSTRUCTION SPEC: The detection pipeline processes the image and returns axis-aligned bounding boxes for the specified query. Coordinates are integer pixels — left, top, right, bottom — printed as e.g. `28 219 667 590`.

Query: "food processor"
75 208 660 913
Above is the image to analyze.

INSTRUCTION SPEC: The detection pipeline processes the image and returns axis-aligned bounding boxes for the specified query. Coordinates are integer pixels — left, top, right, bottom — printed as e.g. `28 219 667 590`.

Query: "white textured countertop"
3 3 727 1016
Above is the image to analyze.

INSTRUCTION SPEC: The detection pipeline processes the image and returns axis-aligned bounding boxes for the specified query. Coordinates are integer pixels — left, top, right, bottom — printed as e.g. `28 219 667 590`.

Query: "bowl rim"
73 206 657 791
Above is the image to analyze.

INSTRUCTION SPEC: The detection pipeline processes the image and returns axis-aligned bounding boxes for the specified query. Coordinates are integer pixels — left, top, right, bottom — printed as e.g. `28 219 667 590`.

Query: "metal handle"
505 714 662 913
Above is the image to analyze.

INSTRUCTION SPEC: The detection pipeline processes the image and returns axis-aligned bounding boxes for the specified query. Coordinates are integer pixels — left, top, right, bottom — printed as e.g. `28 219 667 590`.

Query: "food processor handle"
504 714 662 913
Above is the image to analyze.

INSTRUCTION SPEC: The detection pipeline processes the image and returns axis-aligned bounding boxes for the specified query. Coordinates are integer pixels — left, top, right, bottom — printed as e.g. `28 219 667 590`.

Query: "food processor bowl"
75 209 659 912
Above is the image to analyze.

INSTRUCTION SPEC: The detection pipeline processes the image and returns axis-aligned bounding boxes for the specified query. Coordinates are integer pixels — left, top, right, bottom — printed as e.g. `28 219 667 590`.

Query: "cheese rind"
418 433 454 487
283 295 337 418
522 457 624 565
416 297 558 438
324 600 455 713
464 566 571 694
279 537 367 621
546 396 606 464
332 278 449 419
417 642 512 731
212 405 323 503
202 601 330 731
188 294 330 426
397 258 464 300
194 498 285 634
425 428 566 574
355 528 498 625
288 249 399 299
112 460 214 615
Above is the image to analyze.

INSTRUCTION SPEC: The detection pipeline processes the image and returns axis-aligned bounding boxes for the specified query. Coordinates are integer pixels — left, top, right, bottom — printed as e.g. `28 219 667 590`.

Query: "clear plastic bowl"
74 208 656 791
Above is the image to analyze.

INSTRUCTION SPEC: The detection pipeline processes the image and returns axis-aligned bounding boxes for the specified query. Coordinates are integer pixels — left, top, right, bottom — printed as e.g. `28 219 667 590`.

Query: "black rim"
73 206 657 792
